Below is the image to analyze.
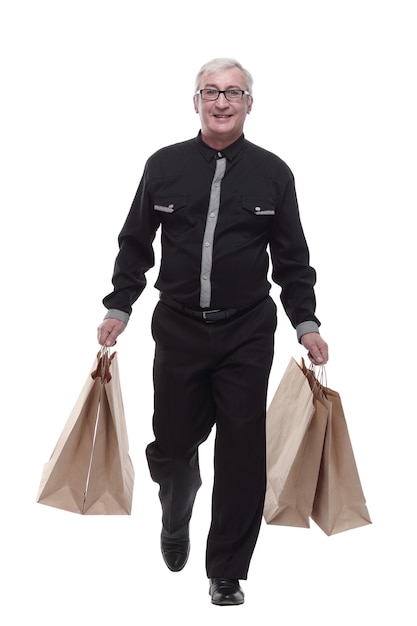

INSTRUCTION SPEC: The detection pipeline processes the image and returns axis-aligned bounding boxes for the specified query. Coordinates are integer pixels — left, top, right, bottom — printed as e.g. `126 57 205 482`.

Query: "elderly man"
98 57 328 606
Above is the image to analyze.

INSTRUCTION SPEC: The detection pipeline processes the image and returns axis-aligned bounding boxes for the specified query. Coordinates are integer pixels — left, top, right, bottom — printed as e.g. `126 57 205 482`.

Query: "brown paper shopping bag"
37 348 134 514
264 358 327 528
302 363 372 535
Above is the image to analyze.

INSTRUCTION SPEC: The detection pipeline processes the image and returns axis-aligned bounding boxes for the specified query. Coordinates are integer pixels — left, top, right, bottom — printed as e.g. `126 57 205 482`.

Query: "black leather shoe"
160 525 190 572
209 578 245 606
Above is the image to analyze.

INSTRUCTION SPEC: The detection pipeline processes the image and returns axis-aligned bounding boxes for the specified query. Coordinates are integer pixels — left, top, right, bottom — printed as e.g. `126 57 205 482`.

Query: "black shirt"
103 133 320 330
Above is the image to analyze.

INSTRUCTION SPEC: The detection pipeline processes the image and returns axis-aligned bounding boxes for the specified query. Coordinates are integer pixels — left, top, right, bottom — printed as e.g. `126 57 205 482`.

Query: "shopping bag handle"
300 357 327 396
91 347 115 383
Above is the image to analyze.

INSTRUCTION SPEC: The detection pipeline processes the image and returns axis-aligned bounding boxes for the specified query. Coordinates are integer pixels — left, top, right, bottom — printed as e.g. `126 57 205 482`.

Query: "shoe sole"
211 599 245 606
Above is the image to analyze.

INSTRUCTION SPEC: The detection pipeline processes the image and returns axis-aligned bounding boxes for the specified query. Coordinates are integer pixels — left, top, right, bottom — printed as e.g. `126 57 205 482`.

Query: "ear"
193 95 199 113
247 96 253 114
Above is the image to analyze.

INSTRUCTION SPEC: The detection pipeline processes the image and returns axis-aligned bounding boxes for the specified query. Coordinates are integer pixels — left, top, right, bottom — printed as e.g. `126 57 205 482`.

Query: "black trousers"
146 296 277 579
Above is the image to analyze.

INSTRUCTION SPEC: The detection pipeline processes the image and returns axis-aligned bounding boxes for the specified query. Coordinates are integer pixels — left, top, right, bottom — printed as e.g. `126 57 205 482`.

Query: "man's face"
194 67 253 149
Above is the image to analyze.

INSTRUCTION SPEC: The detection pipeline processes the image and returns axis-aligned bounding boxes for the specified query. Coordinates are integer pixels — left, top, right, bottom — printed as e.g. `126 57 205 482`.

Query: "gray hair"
194 58 254 94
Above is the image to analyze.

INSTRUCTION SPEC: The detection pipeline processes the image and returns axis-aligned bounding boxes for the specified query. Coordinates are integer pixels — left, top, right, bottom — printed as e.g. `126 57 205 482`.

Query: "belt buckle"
202 309 221 321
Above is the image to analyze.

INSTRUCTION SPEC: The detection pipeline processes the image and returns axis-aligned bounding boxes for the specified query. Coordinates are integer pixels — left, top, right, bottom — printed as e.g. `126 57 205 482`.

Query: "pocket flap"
242 197 275 216
153 196 187 213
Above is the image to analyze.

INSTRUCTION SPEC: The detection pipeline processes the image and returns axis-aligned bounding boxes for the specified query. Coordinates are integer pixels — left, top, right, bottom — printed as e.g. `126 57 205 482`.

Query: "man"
98 58 328 606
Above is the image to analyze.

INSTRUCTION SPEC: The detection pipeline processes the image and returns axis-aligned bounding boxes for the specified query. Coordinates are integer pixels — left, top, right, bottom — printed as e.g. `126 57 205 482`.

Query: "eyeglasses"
195 89 251 102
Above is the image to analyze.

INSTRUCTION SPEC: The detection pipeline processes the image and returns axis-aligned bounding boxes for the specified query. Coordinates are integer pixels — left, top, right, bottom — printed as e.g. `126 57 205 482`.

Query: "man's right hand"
97 318 127 347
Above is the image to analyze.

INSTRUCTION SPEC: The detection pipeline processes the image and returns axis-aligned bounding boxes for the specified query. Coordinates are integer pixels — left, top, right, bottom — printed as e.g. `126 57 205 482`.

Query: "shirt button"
202 275 208 280
214 183 219 187
210 212 216 218
255 206 261 212
205 241 210 247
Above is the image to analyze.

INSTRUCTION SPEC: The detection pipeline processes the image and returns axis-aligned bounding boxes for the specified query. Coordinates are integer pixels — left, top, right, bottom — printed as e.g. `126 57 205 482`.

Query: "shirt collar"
195 131 245 162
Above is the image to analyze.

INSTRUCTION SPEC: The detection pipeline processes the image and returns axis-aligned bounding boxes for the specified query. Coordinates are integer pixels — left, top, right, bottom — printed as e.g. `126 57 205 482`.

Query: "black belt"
183 307 239 322
160 294 239 323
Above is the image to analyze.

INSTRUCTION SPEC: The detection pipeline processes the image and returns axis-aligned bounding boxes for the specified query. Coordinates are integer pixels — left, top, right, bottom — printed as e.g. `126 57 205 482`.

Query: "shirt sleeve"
296 320 320 342
269 172 321 330
103 308 130 324
102 162 160 315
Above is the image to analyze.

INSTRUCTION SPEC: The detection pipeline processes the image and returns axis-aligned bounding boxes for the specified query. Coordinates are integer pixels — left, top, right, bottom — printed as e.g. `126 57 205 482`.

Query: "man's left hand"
300 332 329 365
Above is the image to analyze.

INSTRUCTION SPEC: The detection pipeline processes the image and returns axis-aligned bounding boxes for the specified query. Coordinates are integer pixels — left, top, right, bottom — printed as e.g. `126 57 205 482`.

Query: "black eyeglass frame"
195 89 252 102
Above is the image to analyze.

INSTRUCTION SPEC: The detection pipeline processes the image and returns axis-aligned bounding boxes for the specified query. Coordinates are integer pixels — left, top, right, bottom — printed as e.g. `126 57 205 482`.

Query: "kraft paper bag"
37 349 134 515
264 357 327 528
302 363 372 535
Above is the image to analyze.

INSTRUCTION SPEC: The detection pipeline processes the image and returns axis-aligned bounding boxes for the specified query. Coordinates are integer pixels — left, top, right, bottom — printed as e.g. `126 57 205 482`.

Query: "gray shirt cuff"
104 309 130 325
296 321 320 343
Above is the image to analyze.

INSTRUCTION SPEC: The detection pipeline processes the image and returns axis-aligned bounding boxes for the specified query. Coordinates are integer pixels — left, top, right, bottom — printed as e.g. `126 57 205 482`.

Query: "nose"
215 92 229 105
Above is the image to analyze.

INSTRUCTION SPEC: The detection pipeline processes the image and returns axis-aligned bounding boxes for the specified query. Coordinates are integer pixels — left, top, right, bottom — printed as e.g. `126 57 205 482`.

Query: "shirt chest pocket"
240 196 276 237
153 196 186 213
153 196 194 235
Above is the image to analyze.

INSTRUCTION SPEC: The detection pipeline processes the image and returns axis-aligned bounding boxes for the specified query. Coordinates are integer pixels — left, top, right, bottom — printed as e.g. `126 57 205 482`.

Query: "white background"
1 0 416 624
